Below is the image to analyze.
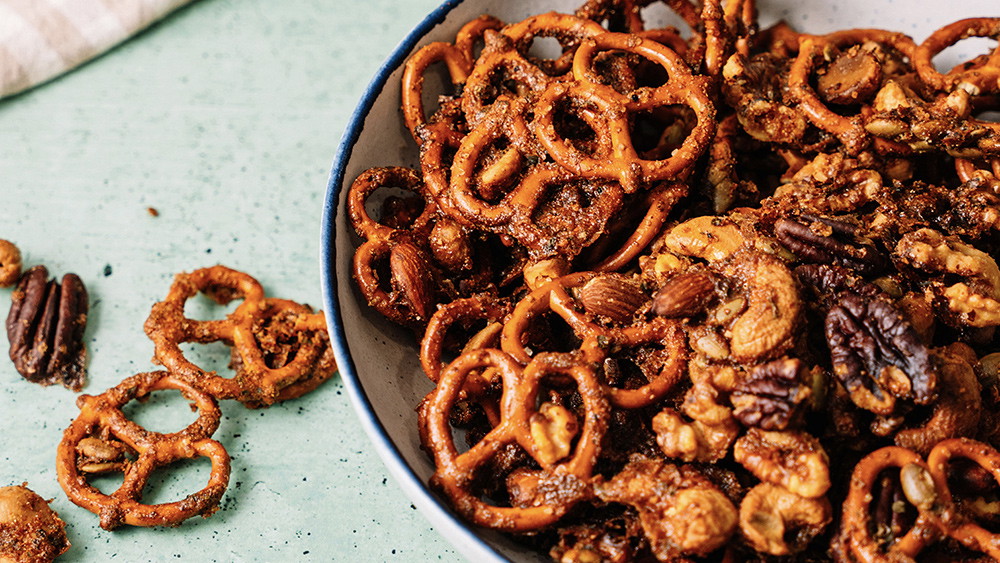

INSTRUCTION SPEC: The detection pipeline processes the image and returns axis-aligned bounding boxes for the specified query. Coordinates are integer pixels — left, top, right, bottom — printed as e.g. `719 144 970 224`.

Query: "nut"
577 274 647 323
651 271 717 318
6 265 89 390
529 402 579 466
389 243 436 321
0 484 70 562
816 45 882 105
899 462 936 511
76 437 129 474
0 239 22 287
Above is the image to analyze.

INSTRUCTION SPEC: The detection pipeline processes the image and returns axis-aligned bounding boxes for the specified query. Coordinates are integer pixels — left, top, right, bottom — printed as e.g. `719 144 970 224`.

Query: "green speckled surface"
0 0 461 560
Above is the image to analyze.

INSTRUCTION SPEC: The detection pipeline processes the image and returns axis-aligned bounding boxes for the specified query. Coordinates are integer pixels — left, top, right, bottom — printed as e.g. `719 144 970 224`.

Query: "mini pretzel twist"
913 18 1000 94
460 12 607 127
533 31 717 192
788 29 918 155
418 349 609 532
55 371 231 530
144 265 334 406
584 181 688 271
839 446 939 562
419 293 512 384
500 272 687 408
402 15 504 141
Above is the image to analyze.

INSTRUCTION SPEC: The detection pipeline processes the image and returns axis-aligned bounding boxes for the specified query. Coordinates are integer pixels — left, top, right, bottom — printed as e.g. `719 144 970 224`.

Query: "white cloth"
0 0 194 99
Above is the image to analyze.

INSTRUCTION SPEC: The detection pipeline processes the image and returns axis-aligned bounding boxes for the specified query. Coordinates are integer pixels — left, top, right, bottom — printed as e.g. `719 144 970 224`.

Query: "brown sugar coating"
348 0 1000 560
0 485 69 563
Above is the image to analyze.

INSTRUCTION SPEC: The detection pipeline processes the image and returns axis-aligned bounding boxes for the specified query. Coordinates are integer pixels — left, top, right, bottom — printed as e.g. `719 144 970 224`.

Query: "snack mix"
347 0 1000 560
56 265 334 530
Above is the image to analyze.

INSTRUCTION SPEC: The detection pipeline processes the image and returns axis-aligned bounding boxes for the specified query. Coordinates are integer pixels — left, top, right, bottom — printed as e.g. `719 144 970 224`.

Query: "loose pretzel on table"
55 371 231 530
143 265 334 406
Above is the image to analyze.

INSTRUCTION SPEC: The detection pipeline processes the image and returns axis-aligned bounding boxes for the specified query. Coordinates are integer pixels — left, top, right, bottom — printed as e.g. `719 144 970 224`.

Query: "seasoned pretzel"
583 182 688 272
955 156 1000 183
144 265 334 406
446 97 626 259
55 371 231 530
925 437 1000 559
839 446 939 561
347 166 435 242
418 349 608 532
788 30 918 154
227 298 335 407
914 18 1000 94
461 12 606 127
401 15 504 140
144 265 263 389
420 292 512 383
500 271 687 407
533 31 716 192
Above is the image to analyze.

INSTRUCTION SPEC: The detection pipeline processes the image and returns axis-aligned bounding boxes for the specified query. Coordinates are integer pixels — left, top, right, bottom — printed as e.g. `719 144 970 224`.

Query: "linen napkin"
0 0 195 99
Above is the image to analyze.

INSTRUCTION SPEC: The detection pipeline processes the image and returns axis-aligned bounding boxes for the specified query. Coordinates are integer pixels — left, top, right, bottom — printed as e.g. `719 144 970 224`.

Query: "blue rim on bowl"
320 0 510 560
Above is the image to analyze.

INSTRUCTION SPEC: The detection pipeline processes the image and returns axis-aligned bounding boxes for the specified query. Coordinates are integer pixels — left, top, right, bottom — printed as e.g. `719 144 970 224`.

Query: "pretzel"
533 31 716 192
913 18 1000 94
143 265 334 406
55 371 231 530
227 297 336 407
838 446 939 562
583 181 688 271
418 349 608 532
347 166 435 242
401 15 504 140
500 272 687 408
788 29 918 154
925 438 1000 559
577 317 687 408
460 13 607 127
955 156 1000 182
419 293 511 384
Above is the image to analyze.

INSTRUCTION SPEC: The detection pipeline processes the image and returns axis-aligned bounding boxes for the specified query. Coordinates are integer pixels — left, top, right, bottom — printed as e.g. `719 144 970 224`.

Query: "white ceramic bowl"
321 1 996 560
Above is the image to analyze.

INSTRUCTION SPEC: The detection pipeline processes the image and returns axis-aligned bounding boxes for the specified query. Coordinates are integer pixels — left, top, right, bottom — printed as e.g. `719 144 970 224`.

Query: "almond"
652 271 718 318
389 243 435 321
577 274 648 323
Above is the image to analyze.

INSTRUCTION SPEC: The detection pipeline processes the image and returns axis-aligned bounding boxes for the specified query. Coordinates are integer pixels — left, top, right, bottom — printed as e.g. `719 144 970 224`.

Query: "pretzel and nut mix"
347 0 1000 560
55 265 335 530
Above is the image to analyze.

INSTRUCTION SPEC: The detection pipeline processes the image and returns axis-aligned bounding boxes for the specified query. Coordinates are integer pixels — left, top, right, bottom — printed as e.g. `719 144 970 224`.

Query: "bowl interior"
321 0 996 560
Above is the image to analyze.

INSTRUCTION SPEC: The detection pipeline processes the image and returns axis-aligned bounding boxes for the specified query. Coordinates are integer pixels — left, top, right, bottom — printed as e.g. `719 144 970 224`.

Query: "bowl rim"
319 0 507 560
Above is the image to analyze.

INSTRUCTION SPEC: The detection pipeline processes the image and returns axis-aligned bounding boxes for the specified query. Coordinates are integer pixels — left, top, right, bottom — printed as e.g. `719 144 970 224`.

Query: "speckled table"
0 0 462 560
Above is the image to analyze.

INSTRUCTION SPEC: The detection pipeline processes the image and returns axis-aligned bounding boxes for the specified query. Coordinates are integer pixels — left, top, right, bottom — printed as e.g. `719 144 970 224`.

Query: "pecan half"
731 358 813 431
825 292 937 414
6 265 89 390
775 215 888 275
